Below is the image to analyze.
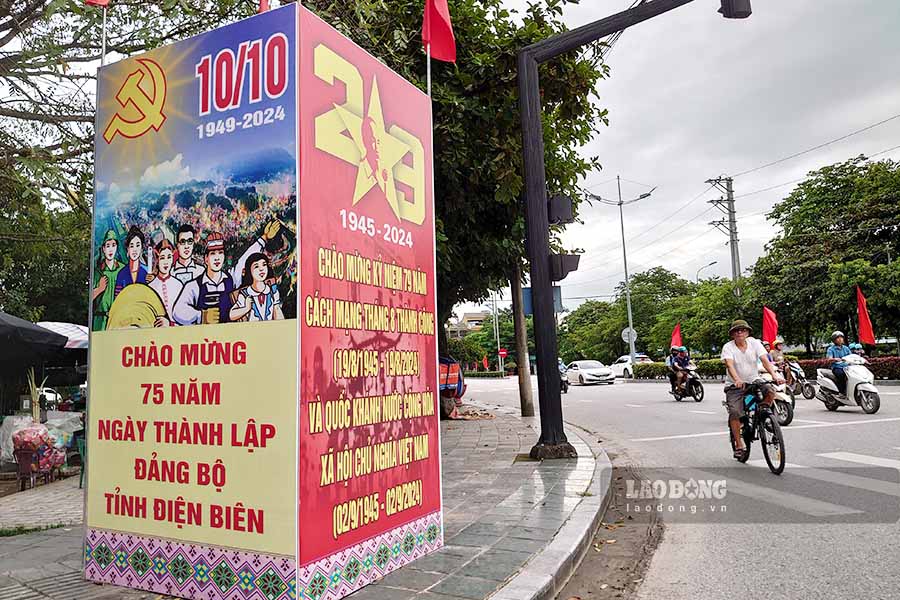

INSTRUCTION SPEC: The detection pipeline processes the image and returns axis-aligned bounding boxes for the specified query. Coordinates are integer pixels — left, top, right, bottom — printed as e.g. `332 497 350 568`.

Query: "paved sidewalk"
0 476 83 530
0 406 611 600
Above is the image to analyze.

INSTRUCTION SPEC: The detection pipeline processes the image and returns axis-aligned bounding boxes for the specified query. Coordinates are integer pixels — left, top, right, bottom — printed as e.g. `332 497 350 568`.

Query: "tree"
1 0 259 204
751 156 900 350
305 0 608 328
466 308 535 361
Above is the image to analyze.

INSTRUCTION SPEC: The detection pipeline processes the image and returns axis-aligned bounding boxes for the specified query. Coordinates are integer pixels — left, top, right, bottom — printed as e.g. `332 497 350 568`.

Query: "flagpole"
100 6 108 66
427 42 432 97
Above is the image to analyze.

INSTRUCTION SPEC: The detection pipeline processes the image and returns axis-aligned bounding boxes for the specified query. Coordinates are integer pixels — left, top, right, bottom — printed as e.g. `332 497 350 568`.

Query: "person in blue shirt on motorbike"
827 331 852 394
671 346 691 394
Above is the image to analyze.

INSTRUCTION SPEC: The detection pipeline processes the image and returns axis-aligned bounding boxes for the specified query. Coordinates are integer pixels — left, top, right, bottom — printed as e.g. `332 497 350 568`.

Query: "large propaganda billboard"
296 9 442 598
85 5 441 600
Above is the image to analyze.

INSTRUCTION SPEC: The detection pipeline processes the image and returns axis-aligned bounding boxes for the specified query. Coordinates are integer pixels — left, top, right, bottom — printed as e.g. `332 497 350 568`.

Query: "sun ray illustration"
95 41 199 178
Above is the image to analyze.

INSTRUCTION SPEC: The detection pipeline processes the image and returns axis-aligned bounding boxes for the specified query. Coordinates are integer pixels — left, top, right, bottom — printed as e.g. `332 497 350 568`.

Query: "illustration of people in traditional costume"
172 224 204 284
148 238 183 327
229 252 284 321
114 226 149 296
172 220 282 325
91 229 123 331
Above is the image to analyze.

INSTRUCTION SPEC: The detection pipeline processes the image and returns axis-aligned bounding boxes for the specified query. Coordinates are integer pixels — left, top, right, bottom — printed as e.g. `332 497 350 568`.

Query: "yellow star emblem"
332 76 410 220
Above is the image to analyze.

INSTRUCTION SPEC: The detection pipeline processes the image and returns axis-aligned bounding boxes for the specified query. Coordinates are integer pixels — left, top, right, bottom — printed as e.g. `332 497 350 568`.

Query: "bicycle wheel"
759 412 785 475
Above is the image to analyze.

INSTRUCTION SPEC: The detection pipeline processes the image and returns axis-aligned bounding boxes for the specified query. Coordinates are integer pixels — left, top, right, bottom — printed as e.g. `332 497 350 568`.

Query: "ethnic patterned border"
84 512 443 600
298 511 444 600
84 528 296 600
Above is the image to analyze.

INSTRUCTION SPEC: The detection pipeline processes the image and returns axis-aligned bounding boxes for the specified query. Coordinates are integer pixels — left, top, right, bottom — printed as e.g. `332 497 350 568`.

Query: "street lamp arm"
522 0 696 64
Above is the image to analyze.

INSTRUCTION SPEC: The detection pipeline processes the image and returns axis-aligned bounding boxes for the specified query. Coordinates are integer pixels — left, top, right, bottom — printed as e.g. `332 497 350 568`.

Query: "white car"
566 360 615 385
37 387 63 406
611 354 654 378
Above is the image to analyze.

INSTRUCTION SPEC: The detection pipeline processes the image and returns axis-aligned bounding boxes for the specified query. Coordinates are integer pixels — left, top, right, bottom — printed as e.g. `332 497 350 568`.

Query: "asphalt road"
464 376 900 600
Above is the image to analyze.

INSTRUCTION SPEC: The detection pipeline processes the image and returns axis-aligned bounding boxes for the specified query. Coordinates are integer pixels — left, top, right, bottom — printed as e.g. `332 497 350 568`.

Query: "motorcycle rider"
827 331 852 394
672 346 691 393
850 342 866 356
665 346 679 393
722 320 784 459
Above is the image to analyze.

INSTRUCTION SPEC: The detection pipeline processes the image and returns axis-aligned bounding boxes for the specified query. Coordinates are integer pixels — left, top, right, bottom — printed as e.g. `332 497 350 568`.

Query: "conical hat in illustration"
106 284 165 329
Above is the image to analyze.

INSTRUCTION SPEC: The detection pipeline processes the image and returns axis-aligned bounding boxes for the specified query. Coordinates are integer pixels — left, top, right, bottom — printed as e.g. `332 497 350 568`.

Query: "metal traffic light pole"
518 0 751 459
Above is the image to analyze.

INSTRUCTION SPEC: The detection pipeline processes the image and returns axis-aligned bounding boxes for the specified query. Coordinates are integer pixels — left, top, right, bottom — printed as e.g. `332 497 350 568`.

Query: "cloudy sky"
456 0 900 319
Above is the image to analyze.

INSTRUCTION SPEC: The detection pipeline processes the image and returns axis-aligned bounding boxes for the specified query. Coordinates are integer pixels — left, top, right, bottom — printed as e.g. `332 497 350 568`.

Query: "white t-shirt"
721 337 767 385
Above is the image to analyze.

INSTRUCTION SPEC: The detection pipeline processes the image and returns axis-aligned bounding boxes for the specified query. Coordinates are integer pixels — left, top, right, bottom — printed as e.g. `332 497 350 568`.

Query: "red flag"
762 306 778 345
84 0 109 6
857 286 876 345
670 323 682 348
422 0 457 63
258 0 269 13
482 355 489 370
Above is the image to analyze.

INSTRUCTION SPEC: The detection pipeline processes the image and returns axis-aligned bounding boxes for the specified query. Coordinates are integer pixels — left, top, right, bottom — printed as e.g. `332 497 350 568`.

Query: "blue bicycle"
728 383 786 474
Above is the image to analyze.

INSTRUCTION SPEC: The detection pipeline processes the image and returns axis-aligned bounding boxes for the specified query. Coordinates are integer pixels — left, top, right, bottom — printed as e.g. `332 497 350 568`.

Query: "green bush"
635 360 726 379
695 359 726 379
634 363 668 379
463 371 505 378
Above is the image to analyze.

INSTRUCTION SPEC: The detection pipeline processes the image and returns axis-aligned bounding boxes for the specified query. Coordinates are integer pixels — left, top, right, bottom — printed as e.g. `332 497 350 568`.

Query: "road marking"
746 460 900 496
625 404 645 408
631 417 900 442
690 410 716 415
792 419 829 424
690 468 862 517
818 452 900 470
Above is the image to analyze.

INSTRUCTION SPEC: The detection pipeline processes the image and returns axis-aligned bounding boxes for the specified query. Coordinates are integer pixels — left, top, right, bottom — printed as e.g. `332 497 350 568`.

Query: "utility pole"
588 177 654 367
707 176 741 294
492 291 503 374
510 266 535 417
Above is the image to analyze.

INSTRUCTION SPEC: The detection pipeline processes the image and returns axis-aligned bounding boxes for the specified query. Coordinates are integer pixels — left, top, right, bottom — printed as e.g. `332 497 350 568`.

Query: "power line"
575 185 717 272
731 111 900 178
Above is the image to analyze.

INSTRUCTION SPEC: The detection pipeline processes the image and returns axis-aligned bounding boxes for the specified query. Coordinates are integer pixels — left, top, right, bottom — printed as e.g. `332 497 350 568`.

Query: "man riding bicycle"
721 319 784 459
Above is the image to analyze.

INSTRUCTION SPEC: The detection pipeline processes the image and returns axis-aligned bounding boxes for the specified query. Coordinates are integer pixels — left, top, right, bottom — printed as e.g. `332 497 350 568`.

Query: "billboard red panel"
297 7 442 591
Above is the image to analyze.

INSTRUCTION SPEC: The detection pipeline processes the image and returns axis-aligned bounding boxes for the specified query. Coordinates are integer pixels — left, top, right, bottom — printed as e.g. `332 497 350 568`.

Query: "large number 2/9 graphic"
313 44 426 226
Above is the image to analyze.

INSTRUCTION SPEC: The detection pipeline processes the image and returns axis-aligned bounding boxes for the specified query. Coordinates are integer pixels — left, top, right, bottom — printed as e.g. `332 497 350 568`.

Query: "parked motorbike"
672 363 704 402
816 354 880 414
560 365 569 394
787 360 816 401
759 372 794 426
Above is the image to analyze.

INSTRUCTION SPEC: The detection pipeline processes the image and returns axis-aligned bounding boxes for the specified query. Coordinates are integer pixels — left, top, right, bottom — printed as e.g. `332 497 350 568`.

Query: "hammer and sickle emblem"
103 58 167 144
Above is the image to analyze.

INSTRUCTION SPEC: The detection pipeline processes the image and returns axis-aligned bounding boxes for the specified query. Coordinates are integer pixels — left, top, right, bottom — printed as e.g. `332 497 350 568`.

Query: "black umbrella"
0 311 68 365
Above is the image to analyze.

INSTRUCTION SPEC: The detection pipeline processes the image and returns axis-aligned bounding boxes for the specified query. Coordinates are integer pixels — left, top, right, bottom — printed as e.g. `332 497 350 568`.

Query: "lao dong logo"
626 478 727 500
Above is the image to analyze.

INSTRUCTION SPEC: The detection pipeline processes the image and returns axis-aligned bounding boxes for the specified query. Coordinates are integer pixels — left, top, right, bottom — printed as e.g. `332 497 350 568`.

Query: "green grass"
0 523 68 537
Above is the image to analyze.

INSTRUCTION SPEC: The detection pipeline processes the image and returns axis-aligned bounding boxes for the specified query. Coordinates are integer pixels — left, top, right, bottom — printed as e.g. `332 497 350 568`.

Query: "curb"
487 424 613 600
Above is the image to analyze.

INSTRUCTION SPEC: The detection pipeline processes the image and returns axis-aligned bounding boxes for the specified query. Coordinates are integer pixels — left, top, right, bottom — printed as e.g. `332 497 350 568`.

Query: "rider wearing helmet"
850 342 865 356
770 337 786 364
827 331 852 394
671 346 691 394
665 346 679 393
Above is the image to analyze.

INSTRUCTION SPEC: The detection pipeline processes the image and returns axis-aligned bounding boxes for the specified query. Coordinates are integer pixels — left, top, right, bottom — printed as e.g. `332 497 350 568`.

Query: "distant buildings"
446 311 491 339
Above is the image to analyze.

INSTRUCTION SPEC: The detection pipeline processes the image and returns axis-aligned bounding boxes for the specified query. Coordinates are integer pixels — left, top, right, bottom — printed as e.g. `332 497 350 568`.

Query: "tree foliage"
2 0 607 325
305 0 608 321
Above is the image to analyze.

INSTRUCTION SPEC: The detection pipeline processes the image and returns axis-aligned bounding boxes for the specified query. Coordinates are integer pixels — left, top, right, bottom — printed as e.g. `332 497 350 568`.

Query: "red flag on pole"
258 0 269 13
422 0 457 63
857 286 876 345
671 323 682 348
84 0 109 6
482 355 489 370
762 306 778 345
